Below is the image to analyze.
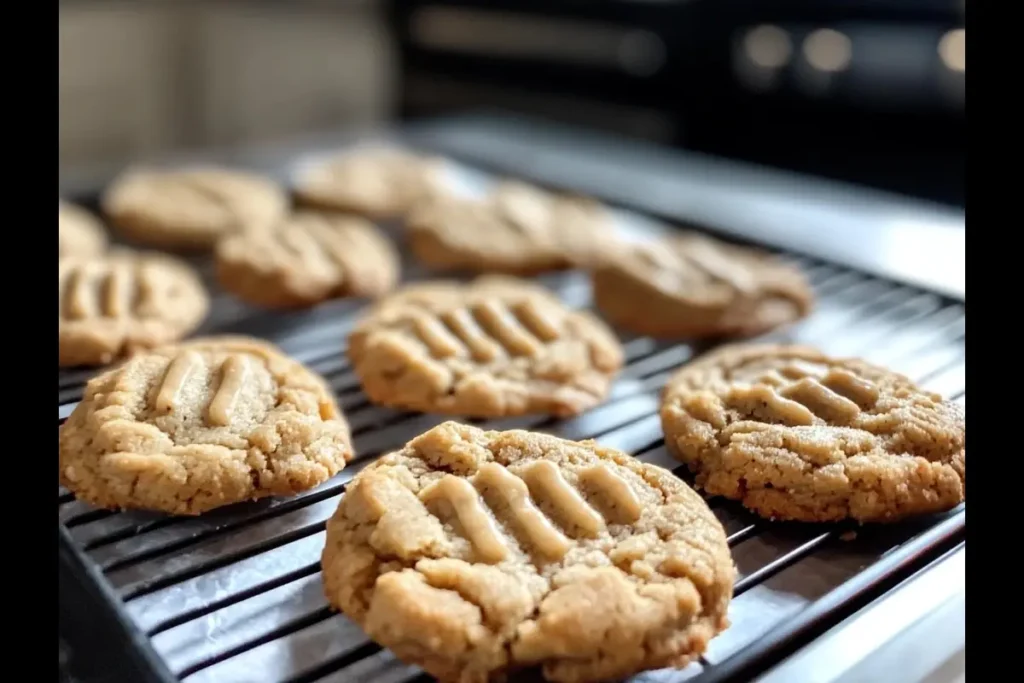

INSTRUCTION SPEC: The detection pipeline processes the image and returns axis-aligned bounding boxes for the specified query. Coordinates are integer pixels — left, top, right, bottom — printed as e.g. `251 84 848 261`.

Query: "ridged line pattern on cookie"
215 212 399 308
119 171 282 229
102 167 288 248
593 234 813 339
154 351 251 426
636 239 759 294
275 217 379 269
406 182 613 274
409 298 562 362
58 252 210 367
349 281 623 417
294 149 442 217
720 364 881 426
59 259 155 321
419 460 642 563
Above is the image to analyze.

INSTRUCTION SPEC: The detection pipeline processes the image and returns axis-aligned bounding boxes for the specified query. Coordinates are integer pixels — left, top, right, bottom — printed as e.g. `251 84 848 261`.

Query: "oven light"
743 25 792 69
803 29 852 73
938 29 965 72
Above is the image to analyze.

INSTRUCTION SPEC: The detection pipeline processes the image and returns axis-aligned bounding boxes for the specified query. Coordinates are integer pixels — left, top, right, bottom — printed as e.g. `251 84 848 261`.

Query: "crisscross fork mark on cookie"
500 204 549 240
215 212 398 308
102 167 288 249
59 258 153 321
350 278 623 417
275 216 369 266
168 175 235 214
635 239 757 295
143 172 272 229
594 234 813 340
58 252 209 367
295 149 442 217
725 363 883 426
419 460 642 563
410 297 563 362
492 184 557 240
406 183 613 274
154 351 252 426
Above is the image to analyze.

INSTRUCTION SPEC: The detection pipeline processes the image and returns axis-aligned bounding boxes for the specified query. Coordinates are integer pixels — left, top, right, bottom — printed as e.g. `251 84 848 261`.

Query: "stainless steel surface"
755 547 965 683
59 137 966 683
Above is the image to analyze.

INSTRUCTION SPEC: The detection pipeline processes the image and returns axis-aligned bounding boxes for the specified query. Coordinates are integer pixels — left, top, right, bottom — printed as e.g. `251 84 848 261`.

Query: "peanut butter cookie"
294 147 443 219
406 181 614 275
593 233 812 339
215 211 400 309
364 274 559 319
59 200 107 258
660 344 966 523
59 336 353 515
348 277 623 418
59 250 209 367
321 421 734 683
102 166 288 249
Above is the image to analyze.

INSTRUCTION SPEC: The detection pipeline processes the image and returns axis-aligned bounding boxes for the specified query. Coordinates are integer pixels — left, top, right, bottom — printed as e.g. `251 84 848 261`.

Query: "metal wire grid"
57 248 965 683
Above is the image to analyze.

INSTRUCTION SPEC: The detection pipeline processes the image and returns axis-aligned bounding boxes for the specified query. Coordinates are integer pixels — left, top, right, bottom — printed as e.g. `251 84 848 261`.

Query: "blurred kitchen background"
59 0 965 206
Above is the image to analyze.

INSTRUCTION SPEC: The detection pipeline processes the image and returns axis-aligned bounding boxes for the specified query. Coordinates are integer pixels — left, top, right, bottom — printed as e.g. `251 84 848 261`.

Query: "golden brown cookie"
102 166 288 249
321 421 734 683
215 211 400 309
660 344 966 523
59 250 209 367
592 233 813 339
59 200 107 258
406 181 614 275
363 274 558 320
294 148 444 219
348 277 624 418
59 336 353 515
